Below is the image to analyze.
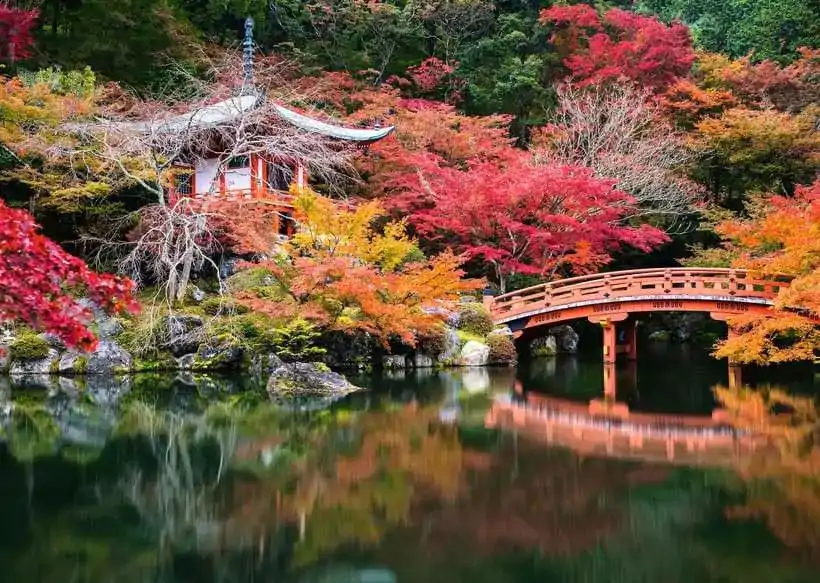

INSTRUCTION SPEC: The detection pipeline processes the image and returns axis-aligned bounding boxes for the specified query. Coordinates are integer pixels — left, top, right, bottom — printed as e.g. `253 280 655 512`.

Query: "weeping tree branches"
534 83 702 230
65 52 362 302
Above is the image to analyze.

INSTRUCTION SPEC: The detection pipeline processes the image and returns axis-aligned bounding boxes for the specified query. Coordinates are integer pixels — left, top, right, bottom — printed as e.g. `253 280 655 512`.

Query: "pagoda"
141 18 394 236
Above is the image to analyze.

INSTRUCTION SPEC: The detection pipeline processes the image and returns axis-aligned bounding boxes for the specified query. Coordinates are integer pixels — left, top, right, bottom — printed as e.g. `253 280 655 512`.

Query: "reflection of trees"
714 384 820 564
225 404 465 567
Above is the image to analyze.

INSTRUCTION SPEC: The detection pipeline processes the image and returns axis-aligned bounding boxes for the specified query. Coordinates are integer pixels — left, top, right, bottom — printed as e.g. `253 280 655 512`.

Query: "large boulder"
9 348 60 377
548 325 579 353
381 354 408 369
460 341 490 366
437 327 461 365
85 340 132 375
267 362 362 399
249 352 285 378
192 335 243 371
410 352 435 368
164 314 204 356
530 336 558 357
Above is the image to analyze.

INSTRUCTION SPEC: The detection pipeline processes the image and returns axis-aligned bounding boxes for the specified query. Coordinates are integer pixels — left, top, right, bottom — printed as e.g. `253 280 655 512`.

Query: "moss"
9 333 50 361
132 352 177 372
74 356 88 374
200 296 250 316
49 358 60 374
457 303 494 337
456 330 485 347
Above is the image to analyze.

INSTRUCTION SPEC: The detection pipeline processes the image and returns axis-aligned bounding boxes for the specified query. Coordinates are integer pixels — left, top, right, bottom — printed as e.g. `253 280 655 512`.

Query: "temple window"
173 172 193 196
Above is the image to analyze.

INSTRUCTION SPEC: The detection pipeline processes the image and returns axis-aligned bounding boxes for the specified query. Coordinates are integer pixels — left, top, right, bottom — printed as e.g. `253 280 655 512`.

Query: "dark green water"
1 346 819 582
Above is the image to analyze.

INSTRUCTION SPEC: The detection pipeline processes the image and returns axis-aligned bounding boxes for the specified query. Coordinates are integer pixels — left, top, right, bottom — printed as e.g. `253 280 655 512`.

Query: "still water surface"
0 346 818 582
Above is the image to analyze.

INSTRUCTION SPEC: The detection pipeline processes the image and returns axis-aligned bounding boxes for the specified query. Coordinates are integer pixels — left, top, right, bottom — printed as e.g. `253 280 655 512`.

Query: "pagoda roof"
272 103 394 142
118 94 394 143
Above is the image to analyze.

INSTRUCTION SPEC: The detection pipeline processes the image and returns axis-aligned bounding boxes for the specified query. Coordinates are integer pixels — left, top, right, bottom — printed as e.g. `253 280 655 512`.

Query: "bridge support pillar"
602 321 617 364
603 362 616 399
624 320 638 361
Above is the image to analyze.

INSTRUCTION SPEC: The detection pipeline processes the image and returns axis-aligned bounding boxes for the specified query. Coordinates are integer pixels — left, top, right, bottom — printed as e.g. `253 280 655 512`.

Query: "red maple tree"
0 3 38 62
540 5 695 91
389 154 668 292
0 199 137 350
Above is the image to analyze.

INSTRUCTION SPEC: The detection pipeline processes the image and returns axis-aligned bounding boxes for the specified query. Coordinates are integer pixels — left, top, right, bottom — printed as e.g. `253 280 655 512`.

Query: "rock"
176 353 197 370
531 336 558 357
249 352 285 378
42 334 66 351
548 325 579 353
192 335 243 371
190 286 207 303
10 348 60 377
410 352 435 368
460 341 490 366
382 354 408 369
462 368 490 393
98 317 124 339
164 314 204 356
320 331 374 369
492 326 514 337
437 327 461 365
86 340 132 375
58 351 82 373
267 362 362 398
0 340 11 373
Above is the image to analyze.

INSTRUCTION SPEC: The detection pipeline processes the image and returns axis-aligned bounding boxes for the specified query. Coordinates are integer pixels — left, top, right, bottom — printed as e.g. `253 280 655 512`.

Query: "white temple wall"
195 158 220 195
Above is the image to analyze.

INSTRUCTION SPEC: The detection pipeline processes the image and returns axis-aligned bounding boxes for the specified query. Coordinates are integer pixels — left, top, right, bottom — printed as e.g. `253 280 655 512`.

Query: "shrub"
487 332 517 365
9 332 50 361
267 318 326 362
457 303 494 337
416 325 447 357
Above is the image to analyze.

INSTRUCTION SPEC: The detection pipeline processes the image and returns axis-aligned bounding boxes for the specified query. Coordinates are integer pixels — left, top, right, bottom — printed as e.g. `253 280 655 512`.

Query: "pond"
0 346 818 582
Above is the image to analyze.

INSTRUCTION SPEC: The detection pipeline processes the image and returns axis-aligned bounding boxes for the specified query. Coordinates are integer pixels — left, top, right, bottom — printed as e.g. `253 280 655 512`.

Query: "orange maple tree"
706 179 820 364
233 189 481 346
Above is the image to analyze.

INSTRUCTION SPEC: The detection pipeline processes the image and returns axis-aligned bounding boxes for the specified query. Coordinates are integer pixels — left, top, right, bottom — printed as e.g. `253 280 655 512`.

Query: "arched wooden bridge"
485 267 791 363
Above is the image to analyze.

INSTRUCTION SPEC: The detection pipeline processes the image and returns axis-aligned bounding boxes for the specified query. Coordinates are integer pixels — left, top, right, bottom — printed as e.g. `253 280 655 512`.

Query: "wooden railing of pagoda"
488 267 791 327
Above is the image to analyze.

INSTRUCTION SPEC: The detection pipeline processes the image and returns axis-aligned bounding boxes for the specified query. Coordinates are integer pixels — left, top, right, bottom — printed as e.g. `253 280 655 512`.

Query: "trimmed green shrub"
457 303 494 337
487 332 517 365
267 318 326 362
9 333 50 361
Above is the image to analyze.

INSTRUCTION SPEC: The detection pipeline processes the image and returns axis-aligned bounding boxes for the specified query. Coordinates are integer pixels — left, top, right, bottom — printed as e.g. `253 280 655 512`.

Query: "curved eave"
116 94 261 134
272 103 394 142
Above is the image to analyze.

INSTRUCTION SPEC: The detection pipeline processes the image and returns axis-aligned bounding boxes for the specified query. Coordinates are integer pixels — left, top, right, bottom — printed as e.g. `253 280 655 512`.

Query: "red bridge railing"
489 268 790 323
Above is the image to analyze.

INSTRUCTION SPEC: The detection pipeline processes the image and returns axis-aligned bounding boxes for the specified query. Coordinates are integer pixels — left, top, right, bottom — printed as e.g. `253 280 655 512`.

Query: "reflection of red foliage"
541 6 695 91
0 199 137 350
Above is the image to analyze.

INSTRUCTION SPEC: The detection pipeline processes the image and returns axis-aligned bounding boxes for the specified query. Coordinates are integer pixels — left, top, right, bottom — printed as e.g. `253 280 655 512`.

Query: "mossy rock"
192 334 244 371
9 333 50 361
200 296 250 316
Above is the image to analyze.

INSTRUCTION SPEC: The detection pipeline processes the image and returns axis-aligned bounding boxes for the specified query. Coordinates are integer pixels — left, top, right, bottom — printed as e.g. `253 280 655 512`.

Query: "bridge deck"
489 268 789 327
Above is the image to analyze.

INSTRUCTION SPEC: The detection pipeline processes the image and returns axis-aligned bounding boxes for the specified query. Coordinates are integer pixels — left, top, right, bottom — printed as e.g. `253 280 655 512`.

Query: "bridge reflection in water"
486 378 762 468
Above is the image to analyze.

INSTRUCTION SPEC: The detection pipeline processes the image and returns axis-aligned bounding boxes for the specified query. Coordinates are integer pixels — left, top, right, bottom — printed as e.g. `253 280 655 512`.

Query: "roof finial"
242 16 255 92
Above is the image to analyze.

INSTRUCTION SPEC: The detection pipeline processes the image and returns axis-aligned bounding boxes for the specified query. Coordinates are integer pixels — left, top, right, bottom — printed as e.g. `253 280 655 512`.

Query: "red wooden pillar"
625 320 638 361
602 321 617 364
603 362 616 399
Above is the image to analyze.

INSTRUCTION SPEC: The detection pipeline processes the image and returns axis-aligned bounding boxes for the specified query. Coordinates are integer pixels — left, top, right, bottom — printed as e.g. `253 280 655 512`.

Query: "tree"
540 4 696 91
534 82 702 225
0 197 136 349
70 52 355 303
389 153 667 292
234 188 480 347
636 0 820 63
698 179 820 364
692 106 820 206
0 2 38 62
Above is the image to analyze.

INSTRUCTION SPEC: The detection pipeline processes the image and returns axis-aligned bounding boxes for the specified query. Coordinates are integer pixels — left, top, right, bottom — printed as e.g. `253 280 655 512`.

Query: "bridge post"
625 320 638 361
603 362 616 399
602 320 617 364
